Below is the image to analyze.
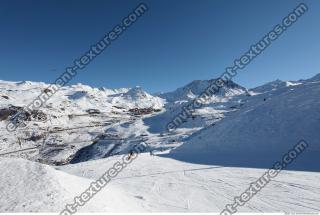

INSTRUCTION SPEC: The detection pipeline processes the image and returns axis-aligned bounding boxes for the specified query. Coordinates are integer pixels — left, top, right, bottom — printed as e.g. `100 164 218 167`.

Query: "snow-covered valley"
0 74 320 213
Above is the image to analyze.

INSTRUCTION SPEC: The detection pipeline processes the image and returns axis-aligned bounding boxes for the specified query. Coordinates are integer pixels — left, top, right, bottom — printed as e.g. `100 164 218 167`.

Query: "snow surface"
1 154 319 213
0 158 144 212
59 153 320 213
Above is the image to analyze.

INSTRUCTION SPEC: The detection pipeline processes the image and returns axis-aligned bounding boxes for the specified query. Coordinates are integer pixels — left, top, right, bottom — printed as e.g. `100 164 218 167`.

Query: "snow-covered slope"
172 75 320 170
59 153 320 213
0 158 143 212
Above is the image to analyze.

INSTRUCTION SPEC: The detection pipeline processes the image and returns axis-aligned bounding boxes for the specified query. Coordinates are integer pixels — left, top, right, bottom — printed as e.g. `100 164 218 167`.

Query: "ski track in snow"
59 154 320 213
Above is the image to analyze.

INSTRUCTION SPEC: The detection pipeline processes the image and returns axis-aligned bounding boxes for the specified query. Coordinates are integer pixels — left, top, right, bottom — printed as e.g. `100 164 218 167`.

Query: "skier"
149 150 154 156
128 151 134 160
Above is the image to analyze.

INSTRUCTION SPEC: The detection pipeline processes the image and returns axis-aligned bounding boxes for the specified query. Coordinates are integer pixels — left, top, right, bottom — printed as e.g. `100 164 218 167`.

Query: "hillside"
172 74 320 170
0 158 143 212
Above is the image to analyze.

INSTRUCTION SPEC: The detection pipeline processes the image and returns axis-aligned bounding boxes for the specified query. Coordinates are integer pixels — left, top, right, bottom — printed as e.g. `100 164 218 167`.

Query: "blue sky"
0 0 319 93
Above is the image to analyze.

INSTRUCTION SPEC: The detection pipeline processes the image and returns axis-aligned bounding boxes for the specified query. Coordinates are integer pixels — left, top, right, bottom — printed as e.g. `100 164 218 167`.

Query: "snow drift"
0 158 142 212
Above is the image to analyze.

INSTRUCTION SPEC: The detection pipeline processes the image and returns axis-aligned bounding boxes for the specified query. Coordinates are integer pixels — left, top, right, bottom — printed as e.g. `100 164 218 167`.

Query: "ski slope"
0 158 144 212
2 155 319 213
173 75 320 171
60 153 320 213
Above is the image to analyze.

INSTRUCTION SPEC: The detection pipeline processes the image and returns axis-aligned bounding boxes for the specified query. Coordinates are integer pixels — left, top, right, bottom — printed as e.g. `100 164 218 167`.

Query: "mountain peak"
124 86 148 99
308 73 320 82
159 79 247 102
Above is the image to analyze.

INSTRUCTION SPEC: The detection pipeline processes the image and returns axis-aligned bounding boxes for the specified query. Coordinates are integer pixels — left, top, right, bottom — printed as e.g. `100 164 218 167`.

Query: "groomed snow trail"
60 153 320 213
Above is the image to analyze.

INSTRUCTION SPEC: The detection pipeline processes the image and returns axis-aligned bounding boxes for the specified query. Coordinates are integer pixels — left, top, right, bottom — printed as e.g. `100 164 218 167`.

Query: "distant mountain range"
0 73 319 168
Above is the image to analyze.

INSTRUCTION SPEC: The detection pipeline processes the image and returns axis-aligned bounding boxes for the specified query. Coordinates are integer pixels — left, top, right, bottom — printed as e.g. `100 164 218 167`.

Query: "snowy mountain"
251 79 302 93
144 79 250 133
306 73 320 82
159 79 248 102
108 86 164 109
1 74 320 165
172 74 320 170
1 73 320 213
0 81 165 165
